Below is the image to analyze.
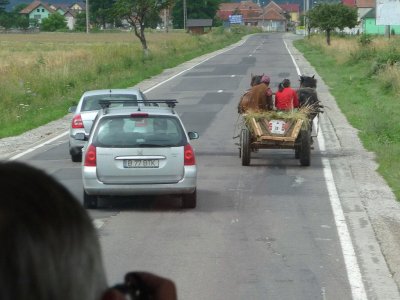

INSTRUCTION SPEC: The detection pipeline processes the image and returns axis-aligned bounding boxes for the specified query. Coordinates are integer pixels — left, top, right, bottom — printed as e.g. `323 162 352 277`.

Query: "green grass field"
0 27 260 138
294 34 400 200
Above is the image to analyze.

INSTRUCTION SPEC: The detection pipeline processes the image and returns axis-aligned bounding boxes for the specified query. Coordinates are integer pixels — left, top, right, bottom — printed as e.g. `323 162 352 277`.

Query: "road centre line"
284 40 367 300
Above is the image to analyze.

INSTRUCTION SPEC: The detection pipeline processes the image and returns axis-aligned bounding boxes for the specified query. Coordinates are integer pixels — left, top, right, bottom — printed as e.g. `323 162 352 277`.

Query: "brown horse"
238 74 273 114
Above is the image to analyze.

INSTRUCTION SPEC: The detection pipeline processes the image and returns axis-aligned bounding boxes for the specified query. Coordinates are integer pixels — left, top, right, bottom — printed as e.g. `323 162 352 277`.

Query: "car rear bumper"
83 166 197 196
69 135 86 153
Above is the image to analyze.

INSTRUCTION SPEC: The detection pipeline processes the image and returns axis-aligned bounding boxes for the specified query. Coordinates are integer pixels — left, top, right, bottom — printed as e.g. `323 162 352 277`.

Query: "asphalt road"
14 33 400 300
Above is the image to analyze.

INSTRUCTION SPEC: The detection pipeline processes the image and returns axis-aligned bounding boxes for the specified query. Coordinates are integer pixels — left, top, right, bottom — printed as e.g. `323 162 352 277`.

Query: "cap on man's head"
261 75 270 84
282 79 291 87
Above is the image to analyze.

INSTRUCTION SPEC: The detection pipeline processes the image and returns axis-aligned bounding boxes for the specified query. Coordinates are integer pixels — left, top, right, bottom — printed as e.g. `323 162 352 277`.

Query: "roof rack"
99 99 178 109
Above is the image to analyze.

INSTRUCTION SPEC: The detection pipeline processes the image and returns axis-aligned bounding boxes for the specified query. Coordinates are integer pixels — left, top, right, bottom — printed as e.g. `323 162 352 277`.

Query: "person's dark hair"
278 82 284 92
0 161 107 300
282 79 291 88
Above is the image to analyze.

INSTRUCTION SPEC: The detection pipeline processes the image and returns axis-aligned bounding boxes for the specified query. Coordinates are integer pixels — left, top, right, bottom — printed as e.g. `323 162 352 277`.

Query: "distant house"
69 2 85 12
217 1 263 26
20 0 56 24
217 1 287 31
361 7 400 34
259 5 287 32
186 19 213 34
279 3 300 24
63 9 78 30
20 1 84 30
342 0 376 34
50 3 69 14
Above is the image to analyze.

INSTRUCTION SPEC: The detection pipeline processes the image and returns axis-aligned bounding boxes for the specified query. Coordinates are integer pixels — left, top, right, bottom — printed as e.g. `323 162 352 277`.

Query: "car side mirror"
68 106 77 113
188 131 199 140
75 133 87 141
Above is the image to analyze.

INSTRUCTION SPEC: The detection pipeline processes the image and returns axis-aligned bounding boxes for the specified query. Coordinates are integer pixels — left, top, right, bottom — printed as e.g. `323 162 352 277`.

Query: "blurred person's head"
260 75 270 85
0 161 107 300
282 79 291 88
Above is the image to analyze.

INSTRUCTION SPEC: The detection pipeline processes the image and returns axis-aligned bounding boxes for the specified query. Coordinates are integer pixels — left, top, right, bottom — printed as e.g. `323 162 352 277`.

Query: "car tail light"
72 114 84 129
184 144 196 166
84 144 97 167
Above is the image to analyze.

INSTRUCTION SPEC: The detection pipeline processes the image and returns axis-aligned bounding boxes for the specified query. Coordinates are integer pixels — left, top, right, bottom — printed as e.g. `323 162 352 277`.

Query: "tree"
90 0 115 28
41 13 67 31
0 13 13 29
74 12 87 31
307 3 358 45
172 0 222 29
0 0 9 14
113 0 173 54
15 15 29 30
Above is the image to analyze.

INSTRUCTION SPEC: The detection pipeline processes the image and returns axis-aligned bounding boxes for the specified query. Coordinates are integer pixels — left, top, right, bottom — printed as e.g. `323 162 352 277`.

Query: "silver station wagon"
79 100 199 209
68 89 148 162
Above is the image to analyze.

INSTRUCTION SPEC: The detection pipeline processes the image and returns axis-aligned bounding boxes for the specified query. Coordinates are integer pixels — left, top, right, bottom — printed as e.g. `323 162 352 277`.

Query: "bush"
41 14 68 32
358 33 372 46
376 46 400 65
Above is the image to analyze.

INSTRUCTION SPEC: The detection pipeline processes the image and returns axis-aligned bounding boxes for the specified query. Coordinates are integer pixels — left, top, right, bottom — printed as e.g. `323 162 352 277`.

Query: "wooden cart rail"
247 117 304 145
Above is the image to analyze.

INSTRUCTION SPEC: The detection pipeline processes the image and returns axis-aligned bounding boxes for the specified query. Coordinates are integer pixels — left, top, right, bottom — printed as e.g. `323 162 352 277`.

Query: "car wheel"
182 189 197 209
83 190 98 209
71 151 82 162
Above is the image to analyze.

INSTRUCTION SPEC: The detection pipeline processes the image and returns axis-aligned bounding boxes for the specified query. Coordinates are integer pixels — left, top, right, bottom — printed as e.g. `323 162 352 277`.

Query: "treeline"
0 0 224 32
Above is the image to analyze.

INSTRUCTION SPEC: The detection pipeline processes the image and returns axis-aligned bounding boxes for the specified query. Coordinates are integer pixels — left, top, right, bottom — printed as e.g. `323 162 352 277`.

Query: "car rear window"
93 115 186 147
81 94 138 112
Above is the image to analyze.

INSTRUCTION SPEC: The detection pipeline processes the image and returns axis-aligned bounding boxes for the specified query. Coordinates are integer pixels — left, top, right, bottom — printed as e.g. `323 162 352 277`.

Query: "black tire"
294 146 300 159
182 189 197 209
71 152 82 162
83 190 98 209
299 129 311 166
241 128 251 166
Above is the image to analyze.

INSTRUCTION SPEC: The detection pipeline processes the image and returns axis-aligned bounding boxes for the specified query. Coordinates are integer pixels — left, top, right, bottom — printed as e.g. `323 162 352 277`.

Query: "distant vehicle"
68 89 148 162
79 99 199 209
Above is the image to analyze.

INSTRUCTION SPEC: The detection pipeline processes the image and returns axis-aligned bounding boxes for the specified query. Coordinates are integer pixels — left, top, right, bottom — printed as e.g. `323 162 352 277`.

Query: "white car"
68 89 148 162
79 99 199 209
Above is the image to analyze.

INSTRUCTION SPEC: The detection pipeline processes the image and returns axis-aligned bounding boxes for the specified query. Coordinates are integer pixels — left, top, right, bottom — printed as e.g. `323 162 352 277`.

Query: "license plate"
124 159 159 168
268 120 287 134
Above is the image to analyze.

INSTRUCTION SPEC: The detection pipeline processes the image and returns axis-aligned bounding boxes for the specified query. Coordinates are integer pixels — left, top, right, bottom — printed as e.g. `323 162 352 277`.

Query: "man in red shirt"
274 79 299 110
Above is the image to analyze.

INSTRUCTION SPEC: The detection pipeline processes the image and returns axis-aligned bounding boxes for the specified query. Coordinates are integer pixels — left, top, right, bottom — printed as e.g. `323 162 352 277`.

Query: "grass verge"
0 26 260 138
294 35 400 200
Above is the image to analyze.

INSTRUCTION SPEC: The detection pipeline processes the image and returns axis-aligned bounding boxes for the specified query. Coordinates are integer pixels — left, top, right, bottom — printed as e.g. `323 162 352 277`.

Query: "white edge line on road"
9 131 69 161
284 40 367 300
9 37 248 162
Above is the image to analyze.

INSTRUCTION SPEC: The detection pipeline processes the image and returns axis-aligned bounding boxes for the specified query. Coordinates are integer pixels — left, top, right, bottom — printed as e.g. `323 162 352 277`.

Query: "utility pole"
86 0 89 34
303 0 306 36
183 0 187 30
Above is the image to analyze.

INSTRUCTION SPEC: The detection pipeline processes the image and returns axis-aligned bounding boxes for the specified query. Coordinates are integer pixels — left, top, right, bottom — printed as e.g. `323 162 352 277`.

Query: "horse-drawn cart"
238 111 313 166
236 74 323 167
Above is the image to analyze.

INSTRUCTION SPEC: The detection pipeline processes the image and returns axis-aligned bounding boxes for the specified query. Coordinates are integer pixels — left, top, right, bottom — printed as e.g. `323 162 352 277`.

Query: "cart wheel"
238 135 242 158
299 129 311 166
241 128 251 166
294 146 300 159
